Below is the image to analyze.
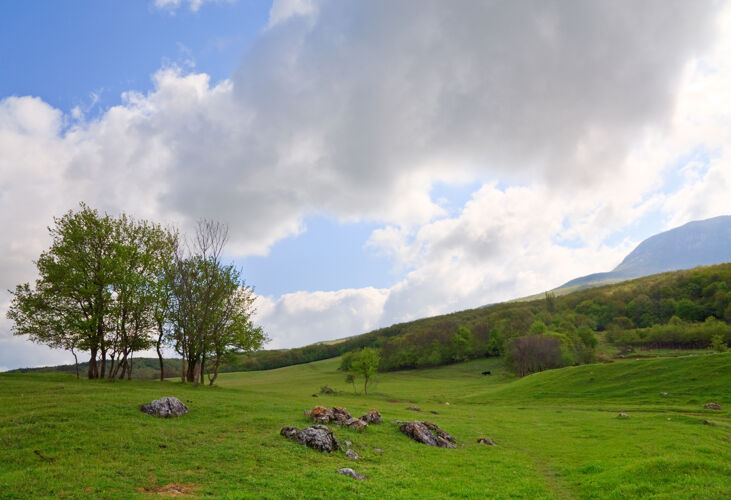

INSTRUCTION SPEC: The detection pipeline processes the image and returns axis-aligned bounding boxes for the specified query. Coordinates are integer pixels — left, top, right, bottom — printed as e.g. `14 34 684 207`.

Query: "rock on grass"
280 425 340 453
337 468 366 480
399 421 456 448
140 397 189 418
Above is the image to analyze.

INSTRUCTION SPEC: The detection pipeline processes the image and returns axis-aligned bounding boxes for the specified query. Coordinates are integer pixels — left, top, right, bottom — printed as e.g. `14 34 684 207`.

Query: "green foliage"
710 334 728 353
7 203 177 379
345 347 380 394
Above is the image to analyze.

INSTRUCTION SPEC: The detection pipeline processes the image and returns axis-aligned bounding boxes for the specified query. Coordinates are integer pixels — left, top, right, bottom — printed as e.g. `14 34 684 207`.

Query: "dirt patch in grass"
142 483 199 497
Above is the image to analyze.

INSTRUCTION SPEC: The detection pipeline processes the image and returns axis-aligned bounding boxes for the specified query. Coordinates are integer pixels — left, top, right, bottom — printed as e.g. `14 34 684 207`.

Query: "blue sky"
1 0 729 370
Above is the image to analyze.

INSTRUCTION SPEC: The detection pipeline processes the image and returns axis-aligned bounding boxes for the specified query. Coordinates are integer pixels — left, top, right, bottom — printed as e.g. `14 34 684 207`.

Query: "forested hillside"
235 263 731 373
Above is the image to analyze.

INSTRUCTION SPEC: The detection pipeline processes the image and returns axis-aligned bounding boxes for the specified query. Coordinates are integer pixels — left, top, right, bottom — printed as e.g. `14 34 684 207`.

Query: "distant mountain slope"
558 215 731 290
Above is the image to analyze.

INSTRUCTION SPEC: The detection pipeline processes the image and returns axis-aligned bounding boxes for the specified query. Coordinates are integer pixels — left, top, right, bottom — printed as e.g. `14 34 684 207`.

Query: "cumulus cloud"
1 0 729 367
256 288 389 349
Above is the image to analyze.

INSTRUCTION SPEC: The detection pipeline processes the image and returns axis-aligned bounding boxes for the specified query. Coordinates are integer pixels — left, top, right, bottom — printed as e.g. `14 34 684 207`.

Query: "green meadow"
1 353 729 499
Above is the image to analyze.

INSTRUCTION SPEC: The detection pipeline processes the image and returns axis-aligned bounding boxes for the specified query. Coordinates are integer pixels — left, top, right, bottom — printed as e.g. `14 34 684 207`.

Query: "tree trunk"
100 349 107 379
127 353 133 380
181 358 186 383
71 348 79 379
192 359 201 387
88 348 98 379
157 323 165 382
208 356 221 386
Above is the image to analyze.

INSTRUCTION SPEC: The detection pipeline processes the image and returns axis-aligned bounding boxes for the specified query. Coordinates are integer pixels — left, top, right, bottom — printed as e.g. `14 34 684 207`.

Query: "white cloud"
256 288 389 349
2 1 730 367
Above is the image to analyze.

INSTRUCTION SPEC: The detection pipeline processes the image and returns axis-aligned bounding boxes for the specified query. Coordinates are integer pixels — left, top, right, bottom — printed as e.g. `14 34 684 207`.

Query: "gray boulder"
280 425 340 453
399 421 456 448
345 449 359 460
337 468 366 480
140 397 189 417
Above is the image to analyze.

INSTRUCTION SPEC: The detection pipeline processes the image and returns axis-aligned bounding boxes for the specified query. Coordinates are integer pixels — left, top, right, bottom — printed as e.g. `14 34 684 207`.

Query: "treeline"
606 317 731 351
9 357 185 380
235 263 731 375
7 204 266 384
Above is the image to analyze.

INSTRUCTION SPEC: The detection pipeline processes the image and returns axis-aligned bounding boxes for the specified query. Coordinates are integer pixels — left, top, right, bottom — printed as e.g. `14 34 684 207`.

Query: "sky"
1 0 730 371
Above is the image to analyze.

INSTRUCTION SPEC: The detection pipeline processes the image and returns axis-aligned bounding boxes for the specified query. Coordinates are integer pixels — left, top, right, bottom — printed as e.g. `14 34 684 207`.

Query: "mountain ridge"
557 215 731 290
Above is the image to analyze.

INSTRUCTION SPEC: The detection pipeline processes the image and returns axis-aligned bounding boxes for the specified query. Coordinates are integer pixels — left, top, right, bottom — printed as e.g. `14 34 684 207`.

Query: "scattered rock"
345 417 368 432
477 437 496 446
310 406 334 424
399 421 456 448
337 468 366 480
704 402 722 410
360 409 383 424
618 412 630 419
660 392 668 397
406 406 421 412
140 397 189 418
481 371 491 375
703 420 715 426
307 406 379 431
430 411 439 415
320 386 334 394
344 440 353 447
312 394 318 398
345 449 359 460
280 425 340 453
445 402 451 406
332 407 353 424
373 448 384 453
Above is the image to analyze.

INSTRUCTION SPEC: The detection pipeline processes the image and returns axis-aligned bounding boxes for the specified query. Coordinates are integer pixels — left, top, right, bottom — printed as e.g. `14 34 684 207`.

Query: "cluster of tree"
7 204 266 384
606 316 731 353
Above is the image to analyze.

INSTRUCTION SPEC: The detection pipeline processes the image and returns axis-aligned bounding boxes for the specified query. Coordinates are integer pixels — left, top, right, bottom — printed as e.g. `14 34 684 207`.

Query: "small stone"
703 402 722 410
312 394 318 398
618 412 630 418
345 449 359 460
660 392 668 397
344 440 353 447
406 406 421 411
477 437 496 445
360 409 382 424
337 468 366 480
430 411 439 415
373 448 384 453
345 417 367 432
703 420 715 426
445 402 450 406
140 397 189 418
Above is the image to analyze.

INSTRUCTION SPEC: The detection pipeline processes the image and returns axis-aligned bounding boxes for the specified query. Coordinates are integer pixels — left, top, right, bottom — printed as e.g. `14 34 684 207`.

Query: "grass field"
1 353 729 499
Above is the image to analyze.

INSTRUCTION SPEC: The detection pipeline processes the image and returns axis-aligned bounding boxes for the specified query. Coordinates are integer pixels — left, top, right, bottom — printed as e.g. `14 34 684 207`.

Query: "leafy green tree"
9 204 125 378
710 334 728 353
167 220 267 385
347 347 380 395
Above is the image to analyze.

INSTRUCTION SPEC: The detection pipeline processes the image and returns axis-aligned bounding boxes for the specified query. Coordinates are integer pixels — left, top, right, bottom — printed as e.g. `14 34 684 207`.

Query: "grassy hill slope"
1 353 728 499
